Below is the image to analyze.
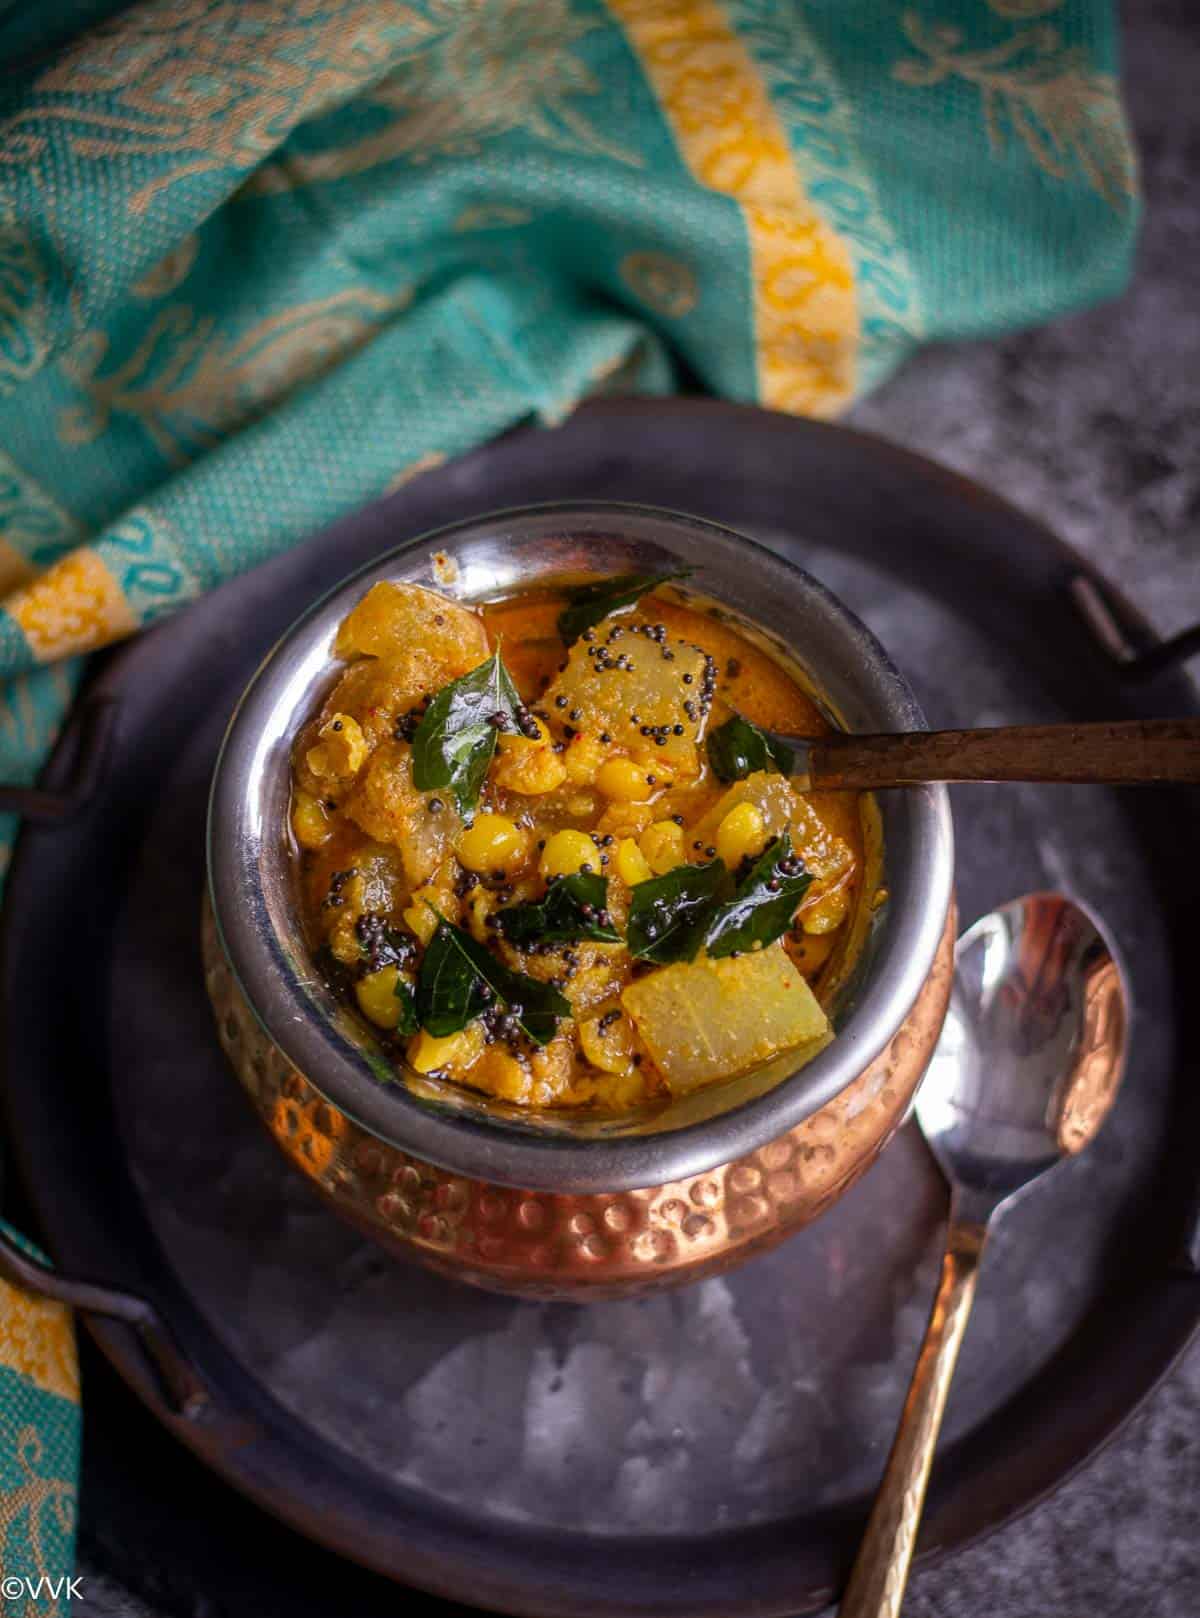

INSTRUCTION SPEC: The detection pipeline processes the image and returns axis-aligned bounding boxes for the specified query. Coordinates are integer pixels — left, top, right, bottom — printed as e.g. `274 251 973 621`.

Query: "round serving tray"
3 398 1198 1617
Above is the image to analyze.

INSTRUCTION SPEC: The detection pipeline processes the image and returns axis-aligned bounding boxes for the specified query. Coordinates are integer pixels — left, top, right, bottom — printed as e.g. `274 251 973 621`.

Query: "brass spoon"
767 716 1200 787
839 893 1129 1618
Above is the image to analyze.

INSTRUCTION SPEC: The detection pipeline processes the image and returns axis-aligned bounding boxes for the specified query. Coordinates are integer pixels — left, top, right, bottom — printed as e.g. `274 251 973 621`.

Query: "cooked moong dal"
290 574 872 1111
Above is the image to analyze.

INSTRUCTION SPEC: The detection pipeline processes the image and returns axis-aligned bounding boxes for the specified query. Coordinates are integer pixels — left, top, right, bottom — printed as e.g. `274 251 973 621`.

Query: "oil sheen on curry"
290 573 873 1114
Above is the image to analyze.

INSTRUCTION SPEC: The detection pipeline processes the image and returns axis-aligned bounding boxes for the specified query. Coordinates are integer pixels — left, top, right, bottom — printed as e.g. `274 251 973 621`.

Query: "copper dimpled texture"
203 903 954 1301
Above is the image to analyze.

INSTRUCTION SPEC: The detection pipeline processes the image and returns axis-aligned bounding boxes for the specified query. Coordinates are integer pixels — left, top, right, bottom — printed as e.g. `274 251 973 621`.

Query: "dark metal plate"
3 399 1198 1617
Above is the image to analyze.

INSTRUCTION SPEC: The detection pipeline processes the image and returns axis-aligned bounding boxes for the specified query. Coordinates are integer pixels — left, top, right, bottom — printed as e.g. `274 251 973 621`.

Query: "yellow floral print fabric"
0 1231 79 1612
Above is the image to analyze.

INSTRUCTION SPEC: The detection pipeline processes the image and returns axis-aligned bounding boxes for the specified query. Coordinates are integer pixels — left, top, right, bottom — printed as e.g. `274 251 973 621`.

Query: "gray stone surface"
74 0 1198 1612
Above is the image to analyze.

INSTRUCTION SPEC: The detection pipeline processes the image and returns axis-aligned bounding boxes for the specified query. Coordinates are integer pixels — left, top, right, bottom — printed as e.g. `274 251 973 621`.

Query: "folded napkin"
0 0 1136 1604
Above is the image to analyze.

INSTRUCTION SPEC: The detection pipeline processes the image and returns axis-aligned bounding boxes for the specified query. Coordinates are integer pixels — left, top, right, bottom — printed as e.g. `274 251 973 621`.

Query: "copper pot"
204 899 953 1299
206 504 954 1298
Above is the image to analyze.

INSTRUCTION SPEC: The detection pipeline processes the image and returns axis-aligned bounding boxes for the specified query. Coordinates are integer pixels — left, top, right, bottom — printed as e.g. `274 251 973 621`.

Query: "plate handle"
0 1225 208 1418
1071 574 1200 681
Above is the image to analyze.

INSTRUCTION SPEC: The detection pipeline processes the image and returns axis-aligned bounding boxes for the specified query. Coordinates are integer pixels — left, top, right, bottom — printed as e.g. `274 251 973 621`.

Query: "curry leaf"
706 713 793 783
626 859 728 964
497 873 621 945
415 921 491 1038
415 917 570 1046
626 840 811 965
393 978 420 1037
557 569 692 645
411 649 522 813
703 836 812 959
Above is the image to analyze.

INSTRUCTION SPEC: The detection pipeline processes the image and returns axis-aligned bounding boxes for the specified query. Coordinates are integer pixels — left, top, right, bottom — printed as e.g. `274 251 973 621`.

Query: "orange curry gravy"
290 577 873 1115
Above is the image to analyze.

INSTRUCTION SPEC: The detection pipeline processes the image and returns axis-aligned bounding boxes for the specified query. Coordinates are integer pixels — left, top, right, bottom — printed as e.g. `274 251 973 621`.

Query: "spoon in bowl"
838 892 1129 1618
765 716 1200 787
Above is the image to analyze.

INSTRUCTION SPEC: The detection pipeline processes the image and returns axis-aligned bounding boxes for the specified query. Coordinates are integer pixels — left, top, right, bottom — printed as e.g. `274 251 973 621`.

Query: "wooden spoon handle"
838 1222 984 1618
810 718 1200 788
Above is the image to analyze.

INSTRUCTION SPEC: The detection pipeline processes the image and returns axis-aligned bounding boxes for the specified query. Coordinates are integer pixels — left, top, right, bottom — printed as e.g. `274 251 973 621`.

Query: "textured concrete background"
74 0 1198 1612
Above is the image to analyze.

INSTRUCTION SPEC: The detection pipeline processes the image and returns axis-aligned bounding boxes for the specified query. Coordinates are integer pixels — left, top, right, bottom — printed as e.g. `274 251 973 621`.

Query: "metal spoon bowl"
921 893 1129 1219
839 893 1129 1618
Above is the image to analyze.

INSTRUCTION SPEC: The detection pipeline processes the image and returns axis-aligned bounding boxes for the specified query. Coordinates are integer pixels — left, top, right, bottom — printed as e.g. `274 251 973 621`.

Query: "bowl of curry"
206 503 954 1297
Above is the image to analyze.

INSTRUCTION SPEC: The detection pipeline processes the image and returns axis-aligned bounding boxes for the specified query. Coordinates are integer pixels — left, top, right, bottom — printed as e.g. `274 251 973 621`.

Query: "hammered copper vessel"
204 902 954 1299
205 504 955 1297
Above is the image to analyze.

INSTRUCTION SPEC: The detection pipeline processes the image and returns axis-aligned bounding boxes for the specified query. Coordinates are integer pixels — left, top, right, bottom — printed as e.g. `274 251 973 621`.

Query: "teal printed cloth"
0 1227 78 1607
0 0 1136 1605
